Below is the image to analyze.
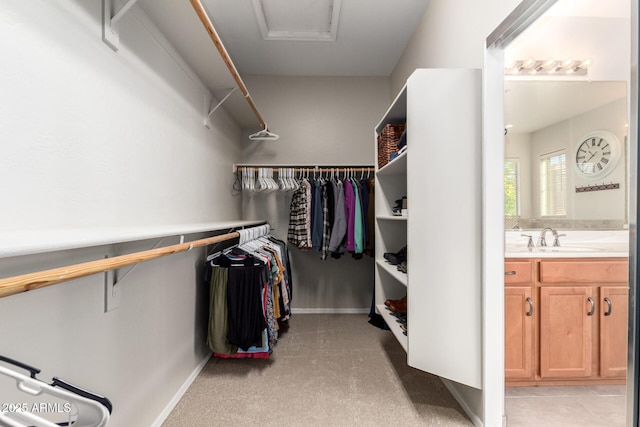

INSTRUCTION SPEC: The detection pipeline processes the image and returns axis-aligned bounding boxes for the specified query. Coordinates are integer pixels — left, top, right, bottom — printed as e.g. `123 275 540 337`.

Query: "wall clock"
573 130 621 180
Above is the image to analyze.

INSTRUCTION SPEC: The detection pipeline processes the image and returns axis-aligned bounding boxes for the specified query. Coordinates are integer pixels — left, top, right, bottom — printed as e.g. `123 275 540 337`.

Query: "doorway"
484 0 636 425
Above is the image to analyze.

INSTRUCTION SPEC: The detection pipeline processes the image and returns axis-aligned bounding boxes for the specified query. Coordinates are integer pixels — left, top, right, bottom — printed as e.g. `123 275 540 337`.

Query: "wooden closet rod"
0 231 241 299
189 0 268 131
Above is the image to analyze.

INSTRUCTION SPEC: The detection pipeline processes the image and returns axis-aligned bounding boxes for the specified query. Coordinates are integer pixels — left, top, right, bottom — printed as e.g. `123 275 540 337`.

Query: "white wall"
240 75 390 311
390 0 521 96
509 98 628 225
0 0 242 425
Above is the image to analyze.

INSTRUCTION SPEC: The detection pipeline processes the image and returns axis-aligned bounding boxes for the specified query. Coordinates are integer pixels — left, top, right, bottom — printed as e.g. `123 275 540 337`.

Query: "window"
540 151 566 216
504 159 520 217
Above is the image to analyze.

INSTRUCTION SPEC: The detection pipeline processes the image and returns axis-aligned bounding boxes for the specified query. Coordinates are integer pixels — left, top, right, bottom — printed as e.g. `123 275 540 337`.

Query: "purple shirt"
344 179 356 251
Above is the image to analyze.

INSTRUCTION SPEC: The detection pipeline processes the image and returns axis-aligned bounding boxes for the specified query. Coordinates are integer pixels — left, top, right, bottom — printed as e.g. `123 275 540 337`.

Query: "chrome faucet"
538 227 556 247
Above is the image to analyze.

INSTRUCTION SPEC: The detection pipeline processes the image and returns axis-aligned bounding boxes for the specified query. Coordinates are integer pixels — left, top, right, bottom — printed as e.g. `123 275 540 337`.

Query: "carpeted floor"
162 313 472 426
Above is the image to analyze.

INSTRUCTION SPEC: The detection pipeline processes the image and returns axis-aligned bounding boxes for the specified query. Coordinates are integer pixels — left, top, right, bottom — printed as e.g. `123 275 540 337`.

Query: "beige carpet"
162 313 472 427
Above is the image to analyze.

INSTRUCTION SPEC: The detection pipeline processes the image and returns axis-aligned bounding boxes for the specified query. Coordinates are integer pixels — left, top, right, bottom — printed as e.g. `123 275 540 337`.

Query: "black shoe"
384 246 407 265
397 261 407 274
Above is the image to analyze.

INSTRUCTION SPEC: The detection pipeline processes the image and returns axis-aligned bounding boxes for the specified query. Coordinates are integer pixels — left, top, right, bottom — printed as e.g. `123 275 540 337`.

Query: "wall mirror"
504 79 627 230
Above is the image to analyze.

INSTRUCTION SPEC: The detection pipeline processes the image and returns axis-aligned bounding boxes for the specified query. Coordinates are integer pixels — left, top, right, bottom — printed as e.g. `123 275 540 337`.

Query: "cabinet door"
600 286 628 378
540 286 593 378
505 286 534 379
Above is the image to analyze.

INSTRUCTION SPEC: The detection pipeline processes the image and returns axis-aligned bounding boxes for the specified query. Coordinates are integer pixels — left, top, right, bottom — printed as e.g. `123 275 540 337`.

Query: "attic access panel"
252 0 342 41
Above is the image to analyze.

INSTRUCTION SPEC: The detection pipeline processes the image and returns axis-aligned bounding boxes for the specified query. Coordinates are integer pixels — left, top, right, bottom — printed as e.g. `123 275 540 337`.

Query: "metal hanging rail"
0 228 261 299
189 0 269 131
234 165 376 174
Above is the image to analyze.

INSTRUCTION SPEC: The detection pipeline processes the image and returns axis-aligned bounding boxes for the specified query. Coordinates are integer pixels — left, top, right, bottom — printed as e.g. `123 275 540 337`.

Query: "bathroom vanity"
505 230 629 386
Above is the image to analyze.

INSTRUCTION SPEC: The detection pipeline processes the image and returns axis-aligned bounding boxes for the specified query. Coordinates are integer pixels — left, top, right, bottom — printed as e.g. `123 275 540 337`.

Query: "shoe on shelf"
384 295 406 308
384 246 407 265
391 196 406 216
387 296 407 314
397 261 407 274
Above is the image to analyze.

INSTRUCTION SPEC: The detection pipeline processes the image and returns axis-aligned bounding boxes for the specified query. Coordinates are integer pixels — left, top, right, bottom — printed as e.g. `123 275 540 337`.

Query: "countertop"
505 230 629 258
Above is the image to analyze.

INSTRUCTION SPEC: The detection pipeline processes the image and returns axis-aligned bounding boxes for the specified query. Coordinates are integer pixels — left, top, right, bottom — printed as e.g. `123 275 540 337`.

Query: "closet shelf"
376 215 408 221
376 150 407 176
376 259 408 287
0 220 266 258
376 304 408 352
0 223 272 299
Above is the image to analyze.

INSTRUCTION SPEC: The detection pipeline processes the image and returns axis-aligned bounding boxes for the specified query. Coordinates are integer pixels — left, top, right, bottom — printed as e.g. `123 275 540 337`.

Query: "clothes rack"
205 227 291 359
234 165 375 175
234 165 375 193
0 224 269 299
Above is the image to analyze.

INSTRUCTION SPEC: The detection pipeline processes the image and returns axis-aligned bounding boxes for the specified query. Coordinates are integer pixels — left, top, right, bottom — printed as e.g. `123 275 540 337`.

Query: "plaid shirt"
287 184 310 249
321 181 330 259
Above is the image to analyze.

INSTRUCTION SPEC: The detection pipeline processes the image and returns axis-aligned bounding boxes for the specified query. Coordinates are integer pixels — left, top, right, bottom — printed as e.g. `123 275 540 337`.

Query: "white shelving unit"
374 85 409 351
374 69 483 390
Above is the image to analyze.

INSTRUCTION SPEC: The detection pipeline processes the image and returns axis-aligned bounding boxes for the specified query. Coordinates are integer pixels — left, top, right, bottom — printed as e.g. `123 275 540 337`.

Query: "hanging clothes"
206 235 292 359
287 173 375 260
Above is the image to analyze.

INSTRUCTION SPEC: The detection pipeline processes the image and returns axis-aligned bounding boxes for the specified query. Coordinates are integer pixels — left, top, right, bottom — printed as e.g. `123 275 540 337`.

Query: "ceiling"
504 0 630 134
137 0 430 130
504 81 627 134
136 0 629 133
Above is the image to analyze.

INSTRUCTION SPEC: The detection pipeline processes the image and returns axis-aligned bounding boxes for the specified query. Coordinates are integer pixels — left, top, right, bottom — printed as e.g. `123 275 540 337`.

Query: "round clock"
573 130 621 180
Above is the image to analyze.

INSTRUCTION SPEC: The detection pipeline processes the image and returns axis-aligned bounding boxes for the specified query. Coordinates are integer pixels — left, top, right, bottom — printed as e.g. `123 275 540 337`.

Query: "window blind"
540 151 566 216
504 159 520 217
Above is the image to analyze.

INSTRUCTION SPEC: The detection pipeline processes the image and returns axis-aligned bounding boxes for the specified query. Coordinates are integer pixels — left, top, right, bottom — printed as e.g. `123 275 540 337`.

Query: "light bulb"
541 58 556 70
522 57 536 69
561 58 575 69
577 58 592 69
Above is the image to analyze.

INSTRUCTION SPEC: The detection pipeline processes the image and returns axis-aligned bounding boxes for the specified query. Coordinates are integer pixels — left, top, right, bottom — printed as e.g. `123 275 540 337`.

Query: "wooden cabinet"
505 286 534 379
600 286 628 378
539 286 593 378
505 257 628 386
505 259 534 380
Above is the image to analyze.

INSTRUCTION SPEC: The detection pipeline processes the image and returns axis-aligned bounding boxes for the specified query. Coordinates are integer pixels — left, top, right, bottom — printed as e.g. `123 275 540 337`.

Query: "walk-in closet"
1 0 637 426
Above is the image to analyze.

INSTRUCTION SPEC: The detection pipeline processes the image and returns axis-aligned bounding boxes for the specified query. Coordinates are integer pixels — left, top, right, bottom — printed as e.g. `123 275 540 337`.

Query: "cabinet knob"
604 297 612 316
587 297 595 316
505 271 516 276
526 297 534 317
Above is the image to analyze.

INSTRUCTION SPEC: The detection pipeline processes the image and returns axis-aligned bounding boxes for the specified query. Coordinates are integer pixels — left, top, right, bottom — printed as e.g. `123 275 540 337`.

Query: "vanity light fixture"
505 58 592 76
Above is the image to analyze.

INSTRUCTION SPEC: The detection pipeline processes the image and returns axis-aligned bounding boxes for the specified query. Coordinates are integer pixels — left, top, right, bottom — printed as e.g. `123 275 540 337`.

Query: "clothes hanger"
248 124 279 141
0 356 111 427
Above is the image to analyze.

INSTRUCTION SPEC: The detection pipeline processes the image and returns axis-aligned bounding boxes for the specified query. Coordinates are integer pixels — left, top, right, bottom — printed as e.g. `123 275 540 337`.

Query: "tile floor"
504 385 627 426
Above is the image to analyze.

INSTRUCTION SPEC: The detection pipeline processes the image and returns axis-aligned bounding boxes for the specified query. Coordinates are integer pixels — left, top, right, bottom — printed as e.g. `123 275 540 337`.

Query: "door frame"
482 0 638 425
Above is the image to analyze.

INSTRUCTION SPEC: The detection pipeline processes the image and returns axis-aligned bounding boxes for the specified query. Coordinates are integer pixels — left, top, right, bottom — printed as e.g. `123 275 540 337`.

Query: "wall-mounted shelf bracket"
102 0 142 52
104 256 120 312
203 88 237 129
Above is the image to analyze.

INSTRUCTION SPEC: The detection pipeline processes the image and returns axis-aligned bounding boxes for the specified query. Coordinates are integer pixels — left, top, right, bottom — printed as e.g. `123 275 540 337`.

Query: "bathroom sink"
535 246 601 253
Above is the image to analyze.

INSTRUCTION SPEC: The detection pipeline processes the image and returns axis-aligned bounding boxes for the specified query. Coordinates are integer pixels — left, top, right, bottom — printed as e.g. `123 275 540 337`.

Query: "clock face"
573 131 621 180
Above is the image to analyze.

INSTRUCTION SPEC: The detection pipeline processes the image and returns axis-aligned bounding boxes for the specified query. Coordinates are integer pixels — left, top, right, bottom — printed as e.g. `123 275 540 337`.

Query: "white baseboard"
151 352 213 427
440 378 484 427
291 308 370 314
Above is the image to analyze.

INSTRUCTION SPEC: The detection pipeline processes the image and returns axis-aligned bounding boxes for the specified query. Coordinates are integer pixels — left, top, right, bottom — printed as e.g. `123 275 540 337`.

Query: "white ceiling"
504 0 630 134
137 0 430 129
504 81 627 134
197 0 430 77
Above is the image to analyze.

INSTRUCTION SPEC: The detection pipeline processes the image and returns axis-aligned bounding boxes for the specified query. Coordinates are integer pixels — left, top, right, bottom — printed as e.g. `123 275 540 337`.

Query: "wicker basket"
377 124 405 169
